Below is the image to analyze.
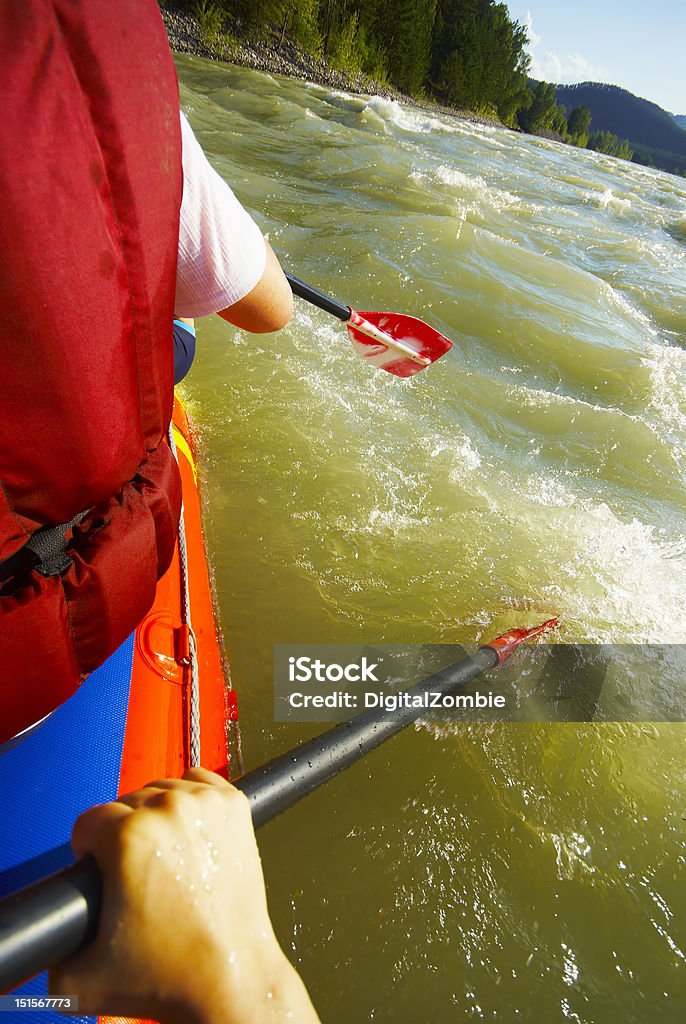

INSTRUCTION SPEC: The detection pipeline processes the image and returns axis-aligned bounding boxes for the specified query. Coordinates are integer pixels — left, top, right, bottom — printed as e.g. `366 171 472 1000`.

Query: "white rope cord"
168 425 202 768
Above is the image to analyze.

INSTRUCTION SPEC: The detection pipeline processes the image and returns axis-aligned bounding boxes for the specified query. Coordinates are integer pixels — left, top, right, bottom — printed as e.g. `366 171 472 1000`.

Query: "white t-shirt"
174 112 267 318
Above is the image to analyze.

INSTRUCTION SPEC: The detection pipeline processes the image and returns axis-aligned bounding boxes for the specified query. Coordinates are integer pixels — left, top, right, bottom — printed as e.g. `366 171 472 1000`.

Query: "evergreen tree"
517 81 563 133
567 105 591 146
588 130 633 160
387 0 437 95
551 103 569 139
430 0 528 122
290 0 322 55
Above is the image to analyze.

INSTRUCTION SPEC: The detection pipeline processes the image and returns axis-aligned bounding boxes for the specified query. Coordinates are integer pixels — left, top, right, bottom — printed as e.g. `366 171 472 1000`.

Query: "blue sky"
505 2 686 114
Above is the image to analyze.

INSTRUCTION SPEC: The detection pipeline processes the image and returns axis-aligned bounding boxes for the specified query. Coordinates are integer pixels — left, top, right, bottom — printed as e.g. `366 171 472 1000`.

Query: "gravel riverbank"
159 2 504 130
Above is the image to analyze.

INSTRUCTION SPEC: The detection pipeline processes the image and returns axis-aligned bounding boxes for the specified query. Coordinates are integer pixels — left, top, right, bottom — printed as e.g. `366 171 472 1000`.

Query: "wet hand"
50 768 320 1024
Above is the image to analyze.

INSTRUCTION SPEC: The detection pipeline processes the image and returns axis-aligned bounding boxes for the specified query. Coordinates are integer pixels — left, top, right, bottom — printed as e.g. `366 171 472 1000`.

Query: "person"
51 769 320 1024
1 1 315 1019
0 17 292 745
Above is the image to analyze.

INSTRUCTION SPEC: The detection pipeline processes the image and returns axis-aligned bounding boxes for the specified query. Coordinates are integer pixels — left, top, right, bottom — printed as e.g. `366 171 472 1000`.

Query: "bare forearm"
217 243 293 333
190 949 320 1024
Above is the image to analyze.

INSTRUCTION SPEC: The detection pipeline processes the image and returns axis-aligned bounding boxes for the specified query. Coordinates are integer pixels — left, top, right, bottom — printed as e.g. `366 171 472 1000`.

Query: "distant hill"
555 82 686 175
674 114 686 131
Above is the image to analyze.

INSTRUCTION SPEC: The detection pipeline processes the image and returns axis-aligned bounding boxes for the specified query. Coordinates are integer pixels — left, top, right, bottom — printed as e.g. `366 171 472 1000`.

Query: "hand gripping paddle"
0 619 559 992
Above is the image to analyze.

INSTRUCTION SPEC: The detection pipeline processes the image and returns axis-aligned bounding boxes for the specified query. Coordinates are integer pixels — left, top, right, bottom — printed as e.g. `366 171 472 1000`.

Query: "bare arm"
216 242 293 334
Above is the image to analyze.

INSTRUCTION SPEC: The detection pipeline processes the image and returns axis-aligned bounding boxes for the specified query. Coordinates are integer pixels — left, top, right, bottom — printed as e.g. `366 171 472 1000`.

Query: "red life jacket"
0 0 183 743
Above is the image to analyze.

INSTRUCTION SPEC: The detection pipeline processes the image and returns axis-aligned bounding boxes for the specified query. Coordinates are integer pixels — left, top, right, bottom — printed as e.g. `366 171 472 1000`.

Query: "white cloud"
524 10 541 49
524 11 610 84
532 50 610 85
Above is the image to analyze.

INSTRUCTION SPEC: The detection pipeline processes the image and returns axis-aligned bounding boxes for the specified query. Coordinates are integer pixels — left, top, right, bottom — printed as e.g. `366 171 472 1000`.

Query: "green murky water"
175 54 685 1023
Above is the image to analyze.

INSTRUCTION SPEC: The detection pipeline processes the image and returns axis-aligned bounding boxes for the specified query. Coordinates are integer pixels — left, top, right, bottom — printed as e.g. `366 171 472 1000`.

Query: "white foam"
449 436 482 472
363 95 448 134
523 474 577 508
547 503 686 643
604 282 655 332
642 341 686 440
590 187 634 216
410 164 520 212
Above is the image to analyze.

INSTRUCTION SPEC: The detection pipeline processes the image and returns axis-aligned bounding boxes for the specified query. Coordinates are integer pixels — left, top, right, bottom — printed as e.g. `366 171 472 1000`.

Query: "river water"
175 55 685 1023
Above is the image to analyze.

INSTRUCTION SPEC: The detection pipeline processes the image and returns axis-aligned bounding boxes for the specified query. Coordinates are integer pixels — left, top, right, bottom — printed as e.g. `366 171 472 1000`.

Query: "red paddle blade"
481 618 560 665
346 309 453 378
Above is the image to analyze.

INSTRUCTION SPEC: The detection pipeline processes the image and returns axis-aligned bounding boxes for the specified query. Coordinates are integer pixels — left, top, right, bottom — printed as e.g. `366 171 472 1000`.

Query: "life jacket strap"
0 512 86 584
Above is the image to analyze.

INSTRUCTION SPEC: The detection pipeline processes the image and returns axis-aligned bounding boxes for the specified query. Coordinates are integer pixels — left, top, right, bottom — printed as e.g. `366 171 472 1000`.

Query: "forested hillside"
189 0 532 122
175 1 684 176
556 83 686 175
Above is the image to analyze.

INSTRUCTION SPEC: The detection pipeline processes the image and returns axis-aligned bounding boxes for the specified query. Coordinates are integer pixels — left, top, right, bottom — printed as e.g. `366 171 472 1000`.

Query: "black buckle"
0 512 85 587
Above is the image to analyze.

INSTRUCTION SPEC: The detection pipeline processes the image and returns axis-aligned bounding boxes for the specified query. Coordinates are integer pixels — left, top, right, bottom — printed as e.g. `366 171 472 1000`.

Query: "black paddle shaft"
0 857 101 995
238 646 497 826
0 645 497 991
285 272 351 322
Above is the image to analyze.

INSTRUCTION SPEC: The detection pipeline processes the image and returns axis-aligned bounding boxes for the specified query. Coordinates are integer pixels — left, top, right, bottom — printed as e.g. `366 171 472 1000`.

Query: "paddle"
0 617 557 991
286 272 453 377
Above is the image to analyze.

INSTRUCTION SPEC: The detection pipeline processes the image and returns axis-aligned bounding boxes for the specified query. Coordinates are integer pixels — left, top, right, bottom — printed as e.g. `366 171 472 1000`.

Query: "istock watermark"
274 644 686 724
288 655 381 683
